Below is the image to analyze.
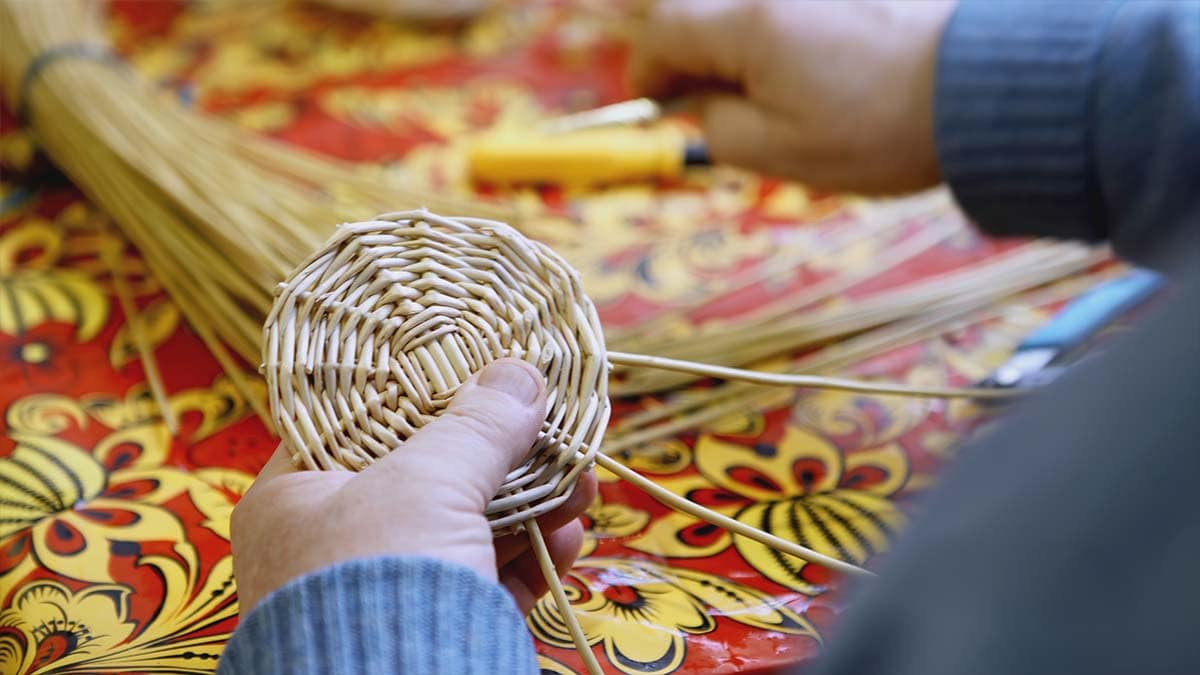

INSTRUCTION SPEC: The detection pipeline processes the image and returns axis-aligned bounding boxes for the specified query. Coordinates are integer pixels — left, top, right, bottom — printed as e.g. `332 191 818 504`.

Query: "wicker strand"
262 210 610 532
593 453 874 579
608 350 1025 399
527 518 603 675
100 230 178 434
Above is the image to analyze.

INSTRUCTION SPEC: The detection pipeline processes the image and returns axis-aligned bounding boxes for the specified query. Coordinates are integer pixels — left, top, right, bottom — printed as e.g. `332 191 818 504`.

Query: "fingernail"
478 360 541 404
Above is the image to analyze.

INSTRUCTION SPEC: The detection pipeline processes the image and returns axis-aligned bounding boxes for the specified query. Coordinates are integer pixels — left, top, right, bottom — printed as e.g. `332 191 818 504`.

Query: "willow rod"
611 213 959 359
100 233 178 433
609 351 1024 400
610 244 1107 435
527 519 603 675
593 453 875 579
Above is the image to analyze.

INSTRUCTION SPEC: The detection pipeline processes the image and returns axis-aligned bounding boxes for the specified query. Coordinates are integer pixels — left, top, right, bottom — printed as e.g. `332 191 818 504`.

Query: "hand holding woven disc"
262 210 610 533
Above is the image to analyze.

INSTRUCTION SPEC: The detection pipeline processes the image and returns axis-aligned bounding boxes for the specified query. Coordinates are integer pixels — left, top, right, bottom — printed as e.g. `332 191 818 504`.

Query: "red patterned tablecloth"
0 2 1099 673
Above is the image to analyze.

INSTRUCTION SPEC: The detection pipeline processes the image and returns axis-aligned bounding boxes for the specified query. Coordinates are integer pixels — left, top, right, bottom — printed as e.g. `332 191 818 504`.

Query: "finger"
499 519 585 614
236 442 336 538
357 358 547 510
628 0 752 99
696 94 823 183
494 470 597 567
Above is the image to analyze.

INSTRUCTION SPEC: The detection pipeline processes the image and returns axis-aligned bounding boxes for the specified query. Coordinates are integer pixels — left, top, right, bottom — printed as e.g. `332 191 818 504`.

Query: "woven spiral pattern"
262 210 610 533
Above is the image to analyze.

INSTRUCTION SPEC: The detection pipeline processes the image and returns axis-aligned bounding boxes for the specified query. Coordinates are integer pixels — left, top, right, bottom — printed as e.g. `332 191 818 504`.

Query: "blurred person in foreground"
219 2 1199 673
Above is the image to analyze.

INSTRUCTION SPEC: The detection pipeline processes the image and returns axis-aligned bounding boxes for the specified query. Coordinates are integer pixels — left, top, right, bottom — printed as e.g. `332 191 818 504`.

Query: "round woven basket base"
262 210 610 533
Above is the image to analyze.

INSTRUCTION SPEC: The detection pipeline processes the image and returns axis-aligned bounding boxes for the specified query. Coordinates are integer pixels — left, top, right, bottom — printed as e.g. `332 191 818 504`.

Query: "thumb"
358 358 547 510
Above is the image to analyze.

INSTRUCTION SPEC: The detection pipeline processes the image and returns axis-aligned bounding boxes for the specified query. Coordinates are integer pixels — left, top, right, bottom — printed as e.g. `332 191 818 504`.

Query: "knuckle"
443 403 515 447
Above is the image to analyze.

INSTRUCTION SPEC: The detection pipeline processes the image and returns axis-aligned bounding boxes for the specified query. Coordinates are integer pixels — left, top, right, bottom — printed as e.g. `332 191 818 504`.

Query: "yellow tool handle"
467 127 686 186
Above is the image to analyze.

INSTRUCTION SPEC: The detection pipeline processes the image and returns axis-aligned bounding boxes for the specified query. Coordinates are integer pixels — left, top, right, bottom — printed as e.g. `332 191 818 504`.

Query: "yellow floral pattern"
627 427 909 594
0 386 255 582
579 494 650 557
0 554 239 674
0 220 108 341
1 580 138 674
0 382 256 673
528 558 818 675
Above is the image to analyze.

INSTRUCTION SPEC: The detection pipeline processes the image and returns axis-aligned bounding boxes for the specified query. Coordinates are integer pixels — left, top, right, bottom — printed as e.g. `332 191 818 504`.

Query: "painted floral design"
0 580 138 674
0 388 254 673
0 391 253 583
0 220 108 343
0 555 239 674
528 558 818 675
578 494 650 557
627 426 909 594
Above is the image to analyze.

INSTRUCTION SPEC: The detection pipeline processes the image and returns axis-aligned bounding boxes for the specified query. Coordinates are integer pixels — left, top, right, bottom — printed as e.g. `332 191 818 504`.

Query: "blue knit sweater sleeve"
216 557 537 675
936 0 1200 268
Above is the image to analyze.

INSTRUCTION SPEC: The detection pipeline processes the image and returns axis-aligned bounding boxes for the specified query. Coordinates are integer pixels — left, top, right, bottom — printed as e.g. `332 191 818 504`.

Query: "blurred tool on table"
982 268 1165 389
467 97 711 186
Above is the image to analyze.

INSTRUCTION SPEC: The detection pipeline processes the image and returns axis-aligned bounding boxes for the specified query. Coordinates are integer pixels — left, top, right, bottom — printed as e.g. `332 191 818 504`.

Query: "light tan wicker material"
262 210 610 533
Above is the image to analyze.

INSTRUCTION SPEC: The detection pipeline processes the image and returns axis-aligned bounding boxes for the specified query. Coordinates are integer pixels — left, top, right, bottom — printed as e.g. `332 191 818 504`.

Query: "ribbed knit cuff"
935 0 1122 241
218 557 537 675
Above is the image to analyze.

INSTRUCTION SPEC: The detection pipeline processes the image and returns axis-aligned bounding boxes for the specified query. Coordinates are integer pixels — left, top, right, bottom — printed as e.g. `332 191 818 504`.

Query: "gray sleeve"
217 556 538 675
804 4 1200 674
935 0 1200 268
804 270 1200 675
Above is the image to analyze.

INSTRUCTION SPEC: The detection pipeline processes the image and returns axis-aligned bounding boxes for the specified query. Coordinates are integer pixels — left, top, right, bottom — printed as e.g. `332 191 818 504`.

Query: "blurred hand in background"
629 0 956 194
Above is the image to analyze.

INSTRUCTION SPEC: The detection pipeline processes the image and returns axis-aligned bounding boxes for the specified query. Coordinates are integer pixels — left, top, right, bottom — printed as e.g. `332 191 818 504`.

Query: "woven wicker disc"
262 210 610 533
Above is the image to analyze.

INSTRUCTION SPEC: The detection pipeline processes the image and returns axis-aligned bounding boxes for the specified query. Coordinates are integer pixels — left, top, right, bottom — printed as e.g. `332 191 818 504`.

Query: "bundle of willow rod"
604 261 1111 455
263 211 1029 675
0 0 510 416
612 238 1105 394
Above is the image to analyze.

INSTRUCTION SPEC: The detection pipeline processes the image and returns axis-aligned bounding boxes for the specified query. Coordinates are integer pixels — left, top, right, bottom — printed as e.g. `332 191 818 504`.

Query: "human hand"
230 358 597 615
629 0 957 194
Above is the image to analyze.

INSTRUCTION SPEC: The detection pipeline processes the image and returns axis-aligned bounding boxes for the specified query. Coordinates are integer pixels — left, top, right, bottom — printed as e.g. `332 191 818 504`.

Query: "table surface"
0 2 1105 673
